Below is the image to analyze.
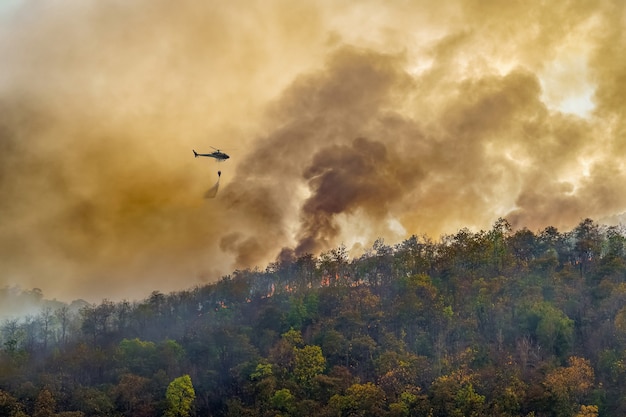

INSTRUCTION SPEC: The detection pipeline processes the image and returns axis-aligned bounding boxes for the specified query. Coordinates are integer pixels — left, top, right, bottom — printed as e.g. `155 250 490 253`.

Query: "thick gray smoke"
1 0 625 304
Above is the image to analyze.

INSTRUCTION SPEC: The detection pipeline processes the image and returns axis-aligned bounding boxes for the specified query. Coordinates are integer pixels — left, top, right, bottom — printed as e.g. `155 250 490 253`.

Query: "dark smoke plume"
1 0 626 304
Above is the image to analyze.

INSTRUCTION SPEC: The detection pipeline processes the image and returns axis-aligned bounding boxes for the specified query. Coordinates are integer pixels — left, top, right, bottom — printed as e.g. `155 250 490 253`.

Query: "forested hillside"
3 218 626 416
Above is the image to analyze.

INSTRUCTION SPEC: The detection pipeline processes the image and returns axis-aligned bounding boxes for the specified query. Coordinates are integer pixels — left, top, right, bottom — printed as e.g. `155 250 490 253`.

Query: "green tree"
282 328 304 347
158 339 185 377
294 344 326 387
430 372 486 417
165 375 196 417
600 225 626 278
508 227 539 272
328 382 386 417
249 363 276 412
573 218 602 279
118 338 158 375
270 388 296 414
454 383 485 417
519 302 574 359
489 217 512 274
268 328 305 381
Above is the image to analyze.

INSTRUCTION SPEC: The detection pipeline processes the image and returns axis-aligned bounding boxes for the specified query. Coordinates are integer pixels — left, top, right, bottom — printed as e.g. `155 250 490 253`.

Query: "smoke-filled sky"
1 0 625 302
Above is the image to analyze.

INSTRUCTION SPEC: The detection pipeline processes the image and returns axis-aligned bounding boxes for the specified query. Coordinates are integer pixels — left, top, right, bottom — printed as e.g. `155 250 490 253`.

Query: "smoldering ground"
1 0 626 303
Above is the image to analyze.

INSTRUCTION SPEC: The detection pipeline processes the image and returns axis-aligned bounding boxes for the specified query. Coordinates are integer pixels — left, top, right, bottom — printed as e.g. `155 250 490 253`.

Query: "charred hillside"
2 218 626 416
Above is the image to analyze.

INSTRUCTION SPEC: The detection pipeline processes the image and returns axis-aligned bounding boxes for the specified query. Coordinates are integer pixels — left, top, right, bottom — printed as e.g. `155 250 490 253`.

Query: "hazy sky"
1 0 625 302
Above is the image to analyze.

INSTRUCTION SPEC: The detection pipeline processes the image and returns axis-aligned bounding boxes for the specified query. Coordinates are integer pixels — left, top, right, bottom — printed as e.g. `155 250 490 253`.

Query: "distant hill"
1 218 625 416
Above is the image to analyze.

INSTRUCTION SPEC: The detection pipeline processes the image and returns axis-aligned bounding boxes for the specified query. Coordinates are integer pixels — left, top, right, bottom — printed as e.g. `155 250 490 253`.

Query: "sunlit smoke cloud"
1 0 626 304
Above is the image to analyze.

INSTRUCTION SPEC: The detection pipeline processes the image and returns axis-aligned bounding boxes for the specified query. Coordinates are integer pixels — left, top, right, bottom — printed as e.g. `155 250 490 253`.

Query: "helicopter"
193 147 230 161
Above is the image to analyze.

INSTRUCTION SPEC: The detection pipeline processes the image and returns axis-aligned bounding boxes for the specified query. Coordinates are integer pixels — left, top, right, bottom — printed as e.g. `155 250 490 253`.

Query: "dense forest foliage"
3 218 626 416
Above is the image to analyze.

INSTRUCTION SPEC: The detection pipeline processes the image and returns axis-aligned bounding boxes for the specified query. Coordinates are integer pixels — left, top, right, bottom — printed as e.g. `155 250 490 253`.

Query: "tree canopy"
1 218 626 416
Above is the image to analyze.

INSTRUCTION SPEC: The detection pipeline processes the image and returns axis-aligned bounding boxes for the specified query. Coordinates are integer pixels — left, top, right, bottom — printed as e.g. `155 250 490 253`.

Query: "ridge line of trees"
2 218 626 416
